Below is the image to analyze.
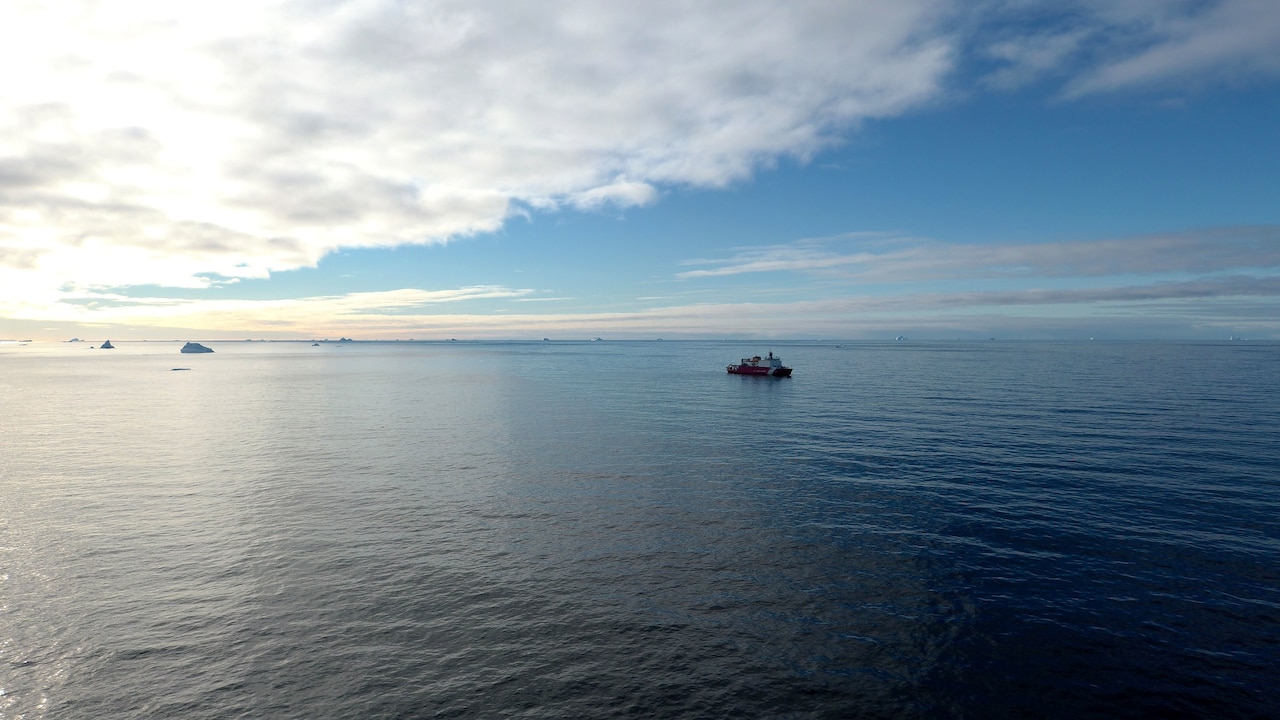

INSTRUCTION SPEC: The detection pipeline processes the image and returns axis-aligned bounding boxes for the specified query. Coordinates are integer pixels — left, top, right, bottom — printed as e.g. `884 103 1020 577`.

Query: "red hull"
726 351 792 377
726 365 792 377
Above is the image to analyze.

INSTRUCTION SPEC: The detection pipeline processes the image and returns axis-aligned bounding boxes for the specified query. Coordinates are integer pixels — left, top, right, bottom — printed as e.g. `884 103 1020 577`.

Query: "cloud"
0 283 537 335
970 0 1280 97
908 274 1280 307
1068 0 1280 97
981 30 1089 91
0 0 955 299
15 264 1276 340
678 226 1280 281
6 267 1277 340
568 180 659 211
677 234 892 279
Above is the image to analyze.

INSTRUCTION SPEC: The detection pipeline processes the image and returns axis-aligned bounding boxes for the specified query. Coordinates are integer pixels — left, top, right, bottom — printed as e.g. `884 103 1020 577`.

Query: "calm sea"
2 340 1277 719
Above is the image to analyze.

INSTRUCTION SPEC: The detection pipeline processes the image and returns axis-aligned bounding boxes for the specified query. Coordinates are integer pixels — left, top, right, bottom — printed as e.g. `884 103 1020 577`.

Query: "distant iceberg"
180 342 214 353
100 340 115 349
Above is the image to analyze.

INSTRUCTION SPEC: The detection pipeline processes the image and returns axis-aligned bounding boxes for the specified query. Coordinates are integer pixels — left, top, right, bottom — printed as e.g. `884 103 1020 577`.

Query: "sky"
2 0 1279 341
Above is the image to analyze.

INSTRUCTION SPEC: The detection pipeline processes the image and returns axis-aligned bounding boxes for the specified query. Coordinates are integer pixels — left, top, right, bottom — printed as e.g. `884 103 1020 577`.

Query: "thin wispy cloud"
15 265 1277 340
679 227 1280 282
677 240 882 279
981 30 1090 91
3 285 535 335
972 0 1280 97
903 275 1280 307
1064 0 1280 97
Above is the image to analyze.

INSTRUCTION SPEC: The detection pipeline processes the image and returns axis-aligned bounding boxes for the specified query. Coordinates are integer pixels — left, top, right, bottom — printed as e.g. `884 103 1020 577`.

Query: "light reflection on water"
2 340 1278 718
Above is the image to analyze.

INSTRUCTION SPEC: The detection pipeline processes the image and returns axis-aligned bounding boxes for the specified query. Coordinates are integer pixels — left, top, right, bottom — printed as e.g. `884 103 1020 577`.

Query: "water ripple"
2 341 1277 718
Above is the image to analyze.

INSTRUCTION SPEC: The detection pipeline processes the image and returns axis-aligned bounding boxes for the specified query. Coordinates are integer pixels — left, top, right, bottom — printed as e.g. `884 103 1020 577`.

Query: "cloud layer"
9 227 1276 340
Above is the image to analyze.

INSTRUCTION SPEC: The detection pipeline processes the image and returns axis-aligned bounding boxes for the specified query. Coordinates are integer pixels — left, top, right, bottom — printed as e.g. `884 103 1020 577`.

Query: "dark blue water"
2 340 1277 718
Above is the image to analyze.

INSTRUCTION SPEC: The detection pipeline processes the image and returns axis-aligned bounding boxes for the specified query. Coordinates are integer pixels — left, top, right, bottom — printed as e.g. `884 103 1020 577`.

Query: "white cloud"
0 0 955 300
568 180 658 211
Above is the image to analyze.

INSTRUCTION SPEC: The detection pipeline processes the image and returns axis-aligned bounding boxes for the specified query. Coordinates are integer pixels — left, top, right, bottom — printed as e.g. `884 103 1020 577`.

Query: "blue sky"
2 0 1278 341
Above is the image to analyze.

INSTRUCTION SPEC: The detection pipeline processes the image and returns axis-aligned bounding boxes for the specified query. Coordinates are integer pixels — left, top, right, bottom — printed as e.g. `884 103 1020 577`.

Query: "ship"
726 351 792 377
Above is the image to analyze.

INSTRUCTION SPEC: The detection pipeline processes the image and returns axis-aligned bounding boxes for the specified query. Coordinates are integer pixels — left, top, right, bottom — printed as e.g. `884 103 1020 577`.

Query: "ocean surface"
2 339 1277 719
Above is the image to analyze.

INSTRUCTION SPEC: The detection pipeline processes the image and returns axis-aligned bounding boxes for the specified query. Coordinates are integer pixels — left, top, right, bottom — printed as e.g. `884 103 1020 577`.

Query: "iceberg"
180 342 214 353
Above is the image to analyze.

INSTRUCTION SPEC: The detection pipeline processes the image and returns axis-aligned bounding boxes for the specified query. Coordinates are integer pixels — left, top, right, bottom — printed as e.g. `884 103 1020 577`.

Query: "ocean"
2 339 1277 718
